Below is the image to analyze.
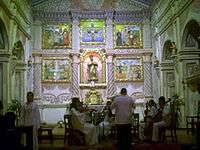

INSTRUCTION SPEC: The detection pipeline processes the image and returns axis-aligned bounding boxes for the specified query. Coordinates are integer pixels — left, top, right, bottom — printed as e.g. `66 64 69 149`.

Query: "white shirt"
111 95 135 124
21 101 41 130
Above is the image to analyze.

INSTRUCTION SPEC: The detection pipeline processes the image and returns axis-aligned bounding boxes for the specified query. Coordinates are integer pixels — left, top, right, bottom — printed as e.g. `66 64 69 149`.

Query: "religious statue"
88 55 98 82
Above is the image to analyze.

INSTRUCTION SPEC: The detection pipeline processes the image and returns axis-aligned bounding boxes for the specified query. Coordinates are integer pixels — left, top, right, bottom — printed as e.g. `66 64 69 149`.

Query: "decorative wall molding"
33 11 72 22
33 9 150 22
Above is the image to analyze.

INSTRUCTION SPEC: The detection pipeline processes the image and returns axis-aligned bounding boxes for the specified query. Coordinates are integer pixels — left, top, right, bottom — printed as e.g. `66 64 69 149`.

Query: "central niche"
80 49 106 87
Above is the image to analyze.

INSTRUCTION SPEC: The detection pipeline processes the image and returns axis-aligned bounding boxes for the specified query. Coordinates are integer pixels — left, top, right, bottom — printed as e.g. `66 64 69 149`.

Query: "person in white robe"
70 97 99 145
20 92 41 150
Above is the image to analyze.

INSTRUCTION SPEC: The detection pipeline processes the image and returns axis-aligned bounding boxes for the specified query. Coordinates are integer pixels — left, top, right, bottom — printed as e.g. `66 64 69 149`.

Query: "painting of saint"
42 58 71 82
42 24 71 49
114 58 143 81
80 20 105 44
114 24 143 48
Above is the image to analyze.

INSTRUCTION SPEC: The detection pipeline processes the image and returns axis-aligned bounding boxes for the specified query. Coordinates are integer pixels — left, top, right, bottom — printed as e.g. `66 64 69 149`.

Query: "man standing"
21 92 41 150
111 88 135 150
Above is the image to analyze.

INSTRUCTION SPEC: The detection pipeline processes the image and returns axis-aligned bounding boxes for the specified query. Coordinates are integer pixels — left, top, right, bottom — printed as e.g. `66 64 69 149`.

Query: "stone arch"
182 19 200 49
0 18 8 50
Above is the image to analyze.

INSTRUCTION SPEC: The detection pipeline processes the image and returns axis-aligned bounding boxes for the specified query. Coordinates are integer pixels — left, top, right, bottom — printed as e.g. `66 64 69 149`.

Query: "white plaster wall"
40 107 67 124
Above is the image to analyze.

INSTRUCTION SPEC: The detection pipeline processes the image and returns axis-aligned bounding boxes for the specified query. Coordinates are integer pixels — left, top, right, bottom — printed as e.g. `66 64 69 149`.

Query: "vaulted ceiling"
32 0 153 12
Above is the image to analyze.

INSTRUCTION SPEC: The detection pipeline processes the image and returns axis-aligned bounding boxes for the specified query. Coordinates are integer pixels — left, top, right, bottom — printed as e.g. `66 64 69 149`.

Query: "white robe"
71 108 99 145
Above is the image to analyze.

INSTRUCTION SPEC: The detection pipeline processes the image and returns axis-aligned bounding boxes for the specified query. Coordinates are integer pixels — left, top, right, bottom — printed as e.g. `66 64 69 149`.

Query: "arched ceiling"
32 0 153 12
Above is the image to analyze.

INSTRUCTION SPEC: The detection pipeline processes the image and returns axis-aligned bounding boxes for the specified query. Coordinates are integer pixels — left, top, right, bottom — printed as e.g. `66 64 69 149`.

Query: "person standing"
21 92 41 150
111 88 135 150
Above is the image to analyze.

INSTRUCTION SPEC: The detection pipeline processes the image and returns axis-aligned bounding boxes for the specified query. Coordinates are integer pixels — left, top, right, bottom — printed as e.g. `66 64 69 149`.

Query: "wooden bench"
38 127 54 144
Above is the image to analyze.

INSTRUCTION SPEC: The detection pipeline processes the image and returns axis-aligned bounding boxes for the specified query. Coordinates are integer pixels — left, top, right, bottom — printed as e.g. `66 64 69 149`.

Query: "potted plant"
7 99 22 126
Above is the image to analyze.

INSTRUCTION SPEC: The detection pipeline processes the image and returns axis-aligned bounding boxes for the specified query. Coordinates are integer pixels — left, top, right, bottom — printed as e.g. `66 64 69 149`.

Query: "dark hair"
120 88 127 95
27 91 34 97
158 96 165 104
70 97 80 110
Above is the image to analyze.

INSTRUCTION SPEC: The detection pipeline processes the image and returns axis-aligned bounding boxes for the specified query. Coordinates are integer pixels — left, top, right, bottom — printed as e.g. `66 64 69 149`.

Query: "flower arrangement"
172 94 185 106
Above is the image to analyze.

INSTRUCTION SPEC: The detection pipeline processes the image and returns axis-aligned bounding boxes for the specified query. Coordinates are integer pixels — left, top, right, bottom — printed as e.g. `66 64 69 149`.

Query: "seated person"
152 96 171 142
139 99 158 141
70 97 99 145
99 101 112 137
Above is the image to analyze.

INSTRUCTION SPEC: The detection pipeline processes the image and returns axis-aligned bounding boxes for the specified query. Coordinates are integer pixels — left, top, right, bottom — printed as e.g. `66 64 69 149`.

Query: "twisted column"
33 56 42 100
107 55 115 98
71 54 80 97
72 18 80 51
106 16 113 50
143 60 153 98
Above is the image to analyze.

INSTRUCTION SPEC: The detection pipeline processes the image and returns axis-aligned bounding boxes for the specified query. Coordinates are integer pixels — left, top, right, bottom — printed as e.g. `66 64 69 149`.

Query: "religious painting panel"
80 19 105 45
80 50 106 85
42 58 72 82
42 23 71 49
114 57 144 81
114 23 143 49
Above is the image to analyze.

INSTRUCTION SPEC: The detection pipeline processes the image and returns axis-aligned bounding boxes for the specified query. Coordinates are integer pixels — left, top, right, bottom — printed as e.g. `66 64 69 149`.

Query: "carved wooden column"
71 54 80 97
106 54 115 98
143 54 153 98
72 17 80 51
33 56 42 100
106 11 114 50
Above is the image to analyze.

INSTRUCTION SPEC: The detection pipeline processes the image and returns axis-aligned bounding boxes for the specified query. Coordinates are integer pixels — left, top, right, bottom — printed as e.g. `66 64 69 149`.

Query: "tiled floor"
38 125 198 150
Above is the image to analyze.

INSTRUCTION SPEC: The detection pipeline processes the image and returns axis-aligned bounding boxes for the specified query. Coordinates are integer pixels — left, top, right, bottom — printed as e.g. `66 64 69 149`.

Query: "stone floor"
38 125 198 150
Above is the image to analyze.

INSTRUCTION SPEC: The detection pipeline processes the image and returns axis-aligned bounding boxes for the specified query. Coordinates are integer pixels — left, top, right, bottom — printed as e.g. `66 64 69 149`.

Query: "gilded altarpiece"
114 57 144 81
42 58 72 83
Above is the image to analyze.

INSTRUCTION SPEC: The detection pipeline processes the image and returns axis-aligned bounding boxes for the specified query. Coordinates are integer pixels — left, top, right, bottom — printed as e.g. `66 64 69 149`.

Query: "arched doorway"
0 18 9 111
161 40 176 98
182 19 200 116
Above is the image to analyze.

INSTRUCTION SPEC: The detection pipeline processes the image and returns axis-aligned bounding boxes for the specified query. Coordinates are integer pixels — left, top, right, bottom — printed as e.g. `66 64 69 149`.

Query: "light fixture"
153 56 159 68
28 56 32 67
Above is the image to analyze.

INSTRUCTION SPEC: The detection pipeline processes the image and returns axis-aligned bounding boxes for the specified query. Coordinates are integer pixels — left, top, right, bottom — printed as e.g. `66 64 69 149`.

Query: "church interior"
0 0 200 149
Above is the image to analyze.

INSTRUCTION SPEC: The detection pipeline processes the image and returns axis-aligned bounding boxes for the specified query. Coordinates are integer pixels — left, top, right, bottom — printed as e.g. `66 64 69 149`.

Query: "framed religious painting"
42 23 72 49
42 58 72 82
80 19 105 45
114 57 144 81
80 50 106 86
114 23 143 49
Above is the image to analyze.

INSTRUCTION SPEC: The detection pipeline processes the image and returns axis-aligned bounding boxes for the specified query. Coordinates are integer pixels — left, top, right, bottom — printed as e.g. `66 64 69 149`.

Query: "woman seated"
152 96 171 142
70 97 99 145
139 99 158 141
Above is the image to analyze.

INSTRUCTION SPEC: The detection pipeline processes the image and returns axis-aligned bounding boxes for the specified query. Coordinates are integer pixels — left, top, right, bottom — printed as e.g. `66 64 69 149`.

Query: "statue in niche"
85 89 103 105
12 41 23 60
170 42 177 56
88 55 98 82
